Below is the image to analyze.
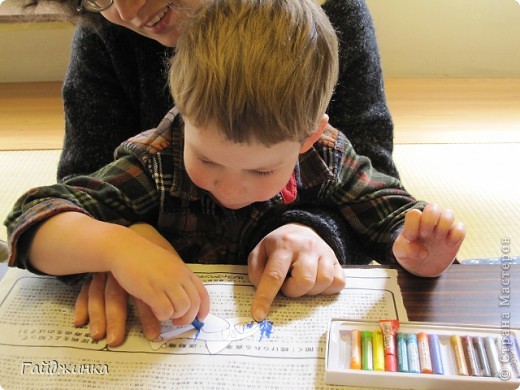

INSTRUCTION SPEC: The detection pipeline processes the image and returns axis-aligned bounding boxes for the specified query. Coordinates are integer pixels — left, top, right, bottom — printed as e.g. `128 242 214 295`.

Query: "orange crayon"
417 332 433 374
350 330 361 370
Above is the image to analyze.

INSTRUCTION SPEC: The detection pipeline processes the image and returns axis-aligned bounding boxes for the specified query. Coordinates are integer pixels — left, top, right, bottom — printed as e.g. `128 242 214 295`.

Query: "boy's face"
183 118 303 210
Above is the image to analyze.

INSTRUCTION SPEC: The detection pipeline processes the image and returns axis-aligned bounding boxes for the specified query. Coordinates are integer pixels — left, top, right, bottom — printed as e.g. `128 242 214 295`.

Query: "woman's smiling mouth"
145 3 171 28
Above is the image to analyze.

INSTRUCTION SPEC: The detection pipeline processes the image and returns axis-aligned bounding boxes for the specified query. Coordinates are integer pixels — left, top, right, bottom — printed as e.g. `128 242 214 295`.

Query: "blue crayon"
397 333 409 373
191 317 204 331
406 333 420 374
428 334 444 375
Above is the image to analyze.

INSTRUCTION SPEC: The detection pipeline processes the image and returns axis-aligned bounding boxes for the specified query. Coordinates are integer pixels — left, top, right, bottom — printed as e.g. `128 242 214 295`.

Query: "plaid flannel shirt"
5 108 425 272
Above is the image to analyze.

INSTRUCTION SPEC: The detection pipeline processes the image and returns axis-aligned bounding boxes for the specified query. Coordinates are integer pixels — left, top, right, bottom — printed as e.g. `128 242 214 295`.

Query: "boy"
5 0 464 334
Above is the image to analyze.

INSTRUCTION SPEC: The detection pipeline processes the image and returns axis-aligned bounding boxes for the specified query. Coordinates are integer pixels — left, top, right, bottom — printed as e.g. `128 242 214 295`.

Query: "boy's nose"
113 0 146 21
214 178 246 203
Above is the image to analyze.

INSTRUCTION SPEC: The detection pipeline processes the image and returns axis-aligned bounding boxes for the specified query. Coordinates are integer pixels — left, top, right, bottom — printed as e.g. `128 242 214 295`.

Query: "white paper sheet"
0 265 407 389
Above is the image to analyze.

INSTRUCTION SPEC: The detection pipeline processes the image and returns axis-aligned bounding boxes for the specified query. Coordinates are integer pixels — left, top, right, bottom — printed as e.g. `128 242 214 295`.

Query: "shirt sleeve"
320 132 427 261
4 154 159 271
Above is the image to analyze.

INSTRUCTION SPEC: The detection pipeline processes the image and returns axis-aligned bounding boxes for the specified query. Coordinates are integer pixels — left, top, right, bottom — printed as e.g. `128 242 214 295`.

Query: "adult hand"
248 223 345 321
74 272 160 347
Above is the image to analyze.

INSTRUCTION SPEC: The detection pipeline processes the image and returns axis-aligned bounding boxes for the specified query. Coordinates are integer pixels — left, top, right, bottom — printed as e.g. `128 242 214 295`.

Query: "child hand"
74 223 184 347
393 203 466 277
108 232 210 325
248 223 346 321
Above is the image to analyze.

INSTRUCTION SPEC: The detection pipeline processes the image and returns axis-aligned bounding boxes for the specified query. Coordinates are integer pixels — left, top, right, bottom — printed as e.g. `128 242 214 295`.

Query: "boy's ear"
299 114 329 153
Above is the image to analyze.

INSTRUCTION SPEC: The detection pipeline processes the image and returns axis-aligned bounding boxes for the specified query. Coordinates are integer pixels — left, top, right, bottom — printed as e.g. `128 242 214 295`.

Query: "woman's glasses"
77 0 114 13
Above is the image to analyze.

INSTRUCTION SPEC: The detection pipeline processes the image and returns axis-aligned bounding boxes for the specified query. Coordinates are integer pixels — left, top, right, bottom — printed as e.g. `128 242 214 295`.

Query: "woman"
25 0 398 346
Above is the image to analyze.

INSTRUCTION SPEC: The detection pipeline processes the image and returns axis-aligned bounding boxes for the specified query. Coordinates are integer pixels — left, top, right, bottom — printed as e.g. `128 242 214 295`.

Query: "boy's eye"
199 158 215 166
199 157 273 176
252 170 274 177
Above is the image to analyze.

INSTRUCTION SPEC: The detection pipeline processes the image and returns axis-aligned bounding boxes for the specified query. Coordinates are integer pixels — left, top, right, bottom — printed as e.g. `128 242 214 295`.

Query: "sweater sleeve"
323 0 398 178
238 206 375 266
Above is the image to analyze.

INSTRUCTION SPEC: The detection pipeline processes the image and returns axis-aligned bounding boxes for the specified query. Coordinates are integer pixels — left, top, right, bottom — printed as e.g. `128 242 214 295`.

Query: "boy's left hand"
248 223 346 321
393 203 466 277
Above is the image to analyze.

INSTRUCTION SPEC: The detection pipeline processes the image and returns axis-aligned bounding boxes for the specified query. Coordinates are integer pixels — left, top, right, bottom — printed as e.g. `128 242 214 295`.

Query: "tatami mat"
0 144 519 260
0 150 60 242
393 143 519 261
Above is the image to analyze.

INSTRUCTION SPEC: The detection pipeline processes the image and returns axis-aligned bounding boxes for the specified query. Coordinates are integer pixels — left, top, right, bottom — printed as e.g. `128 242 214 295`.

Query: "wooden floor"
0 79 519 150
386 79 520 144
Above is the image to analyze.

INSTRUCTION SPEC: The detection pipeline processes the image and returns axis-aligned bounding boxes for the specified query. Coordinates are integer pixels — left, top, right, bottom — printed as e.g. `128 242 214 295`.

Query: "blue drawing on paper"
150 313 274 354
243 319 273 341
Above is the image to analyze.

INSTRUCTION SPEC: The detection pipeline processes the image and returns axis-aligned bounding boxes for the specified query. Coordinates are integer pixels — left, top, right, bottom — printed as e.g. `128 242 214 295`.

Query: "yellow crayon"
451 335 469 376
373 330 385 371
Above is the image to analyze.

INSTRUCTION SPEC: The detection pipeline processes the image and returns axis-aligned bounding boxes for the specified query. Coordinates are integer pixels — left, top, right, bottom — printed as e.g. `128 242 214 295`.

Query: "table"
0 262 518 328
397 264 519 328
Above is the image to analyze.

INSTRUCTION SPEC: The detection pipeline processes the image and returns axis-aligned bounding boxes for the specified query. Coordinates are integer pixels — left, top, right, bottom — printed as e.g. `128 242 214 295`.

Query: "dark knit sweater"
57 0 398 264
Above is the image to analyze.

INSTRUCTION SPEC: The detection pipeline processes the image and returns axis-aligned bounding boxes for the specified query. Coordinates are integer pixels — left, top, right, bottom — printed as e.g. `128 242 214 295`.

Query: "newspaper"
0 265 407 389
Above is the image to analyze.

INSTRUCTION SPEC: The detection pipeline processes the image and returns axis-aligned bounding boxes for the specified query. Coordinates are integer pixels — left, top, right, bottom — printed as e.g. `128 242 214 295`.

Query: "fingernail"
106 332 116 346
90 326 99 338
253 306 266 322
144 327 160 341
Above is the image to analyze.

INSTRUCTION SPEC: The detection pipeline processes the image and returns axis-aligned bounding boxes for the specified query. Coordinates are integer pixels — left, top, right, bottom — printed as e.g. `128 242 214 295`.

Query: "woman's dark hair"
24 0 103 29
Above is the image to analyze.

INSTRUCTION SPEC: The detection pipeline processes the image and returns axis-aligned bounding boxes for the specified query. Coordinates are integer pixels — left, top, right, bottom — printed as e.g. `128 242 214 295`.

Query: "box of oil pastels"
325 319 520 389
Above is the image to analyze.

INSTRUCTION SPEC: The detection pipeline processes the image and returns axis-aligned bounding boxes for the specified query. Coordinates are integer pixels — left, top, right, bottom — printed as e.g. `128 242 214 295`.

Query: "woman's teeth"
146 7 168 27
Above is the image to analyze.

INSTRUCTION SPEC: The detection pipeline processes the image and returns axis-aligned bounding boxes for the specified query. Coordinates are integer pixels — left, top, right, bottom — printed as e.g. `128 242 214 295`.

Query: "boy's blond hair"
170 0 339 145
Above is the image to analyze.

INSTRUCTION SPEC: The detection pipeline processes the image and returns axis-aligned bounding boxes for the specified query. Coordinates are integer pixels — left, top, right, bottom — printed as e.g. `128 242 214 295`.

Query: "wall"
365 0 520 77
0 0 519 82
0 22 74 82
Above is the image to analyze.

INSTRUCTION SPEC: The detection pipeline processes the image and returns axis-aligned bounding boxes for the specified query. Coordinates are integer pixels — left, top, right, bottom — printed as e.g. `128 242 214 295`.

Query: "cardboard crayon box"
325 319 520 389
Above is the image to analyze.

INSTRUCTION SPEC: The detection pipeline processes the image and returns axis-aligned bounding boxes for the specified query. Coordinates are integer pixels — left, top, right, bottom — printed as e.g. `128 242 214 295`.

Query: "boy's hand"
248 223 346 321
109 242 208 323
393 203 466 277
74 223 208 347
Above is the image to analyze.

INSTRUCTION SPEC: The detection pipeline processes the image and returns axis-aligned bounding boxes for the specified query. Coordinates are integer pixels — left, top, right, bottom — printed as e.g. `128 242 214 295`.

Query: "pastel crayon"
379 319 399 372
361 331 373 371
372 330 385 371
406 333 420 374
484 336 501 377
510 336 520 378
472 336 492 377
428 334 444 375
495 336 515 379
462 335 481 376
350 330 362 370
450 335 469 376
191 317 204 331
417 332 433 374
397 333 409 373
